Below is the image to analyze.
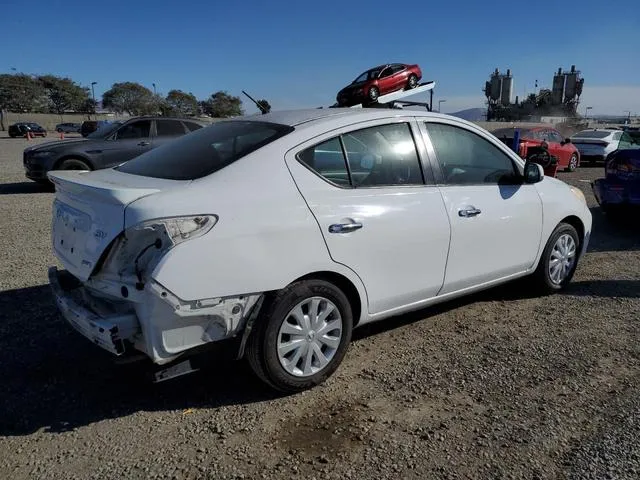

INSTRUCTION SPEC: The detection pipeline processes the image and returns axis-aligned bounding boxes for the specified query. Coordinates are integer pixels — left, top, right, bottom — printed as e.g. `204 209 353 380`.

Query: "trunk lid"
48 169 188 281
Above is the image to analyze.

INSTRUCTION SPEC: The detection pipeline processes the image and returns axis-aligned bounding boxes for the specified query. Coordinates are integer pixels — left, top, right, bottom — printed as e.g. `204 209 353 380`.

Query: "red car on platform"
336 63 422 107
492 126 581 176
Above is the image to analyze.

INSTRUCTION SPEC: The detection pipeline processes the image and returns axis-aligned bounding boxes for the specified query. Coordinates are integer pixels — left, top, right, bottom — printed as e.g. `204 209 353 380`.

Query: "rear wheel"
246 279 353 393
531 223 580 293
57 158 91 171
565 153 578 172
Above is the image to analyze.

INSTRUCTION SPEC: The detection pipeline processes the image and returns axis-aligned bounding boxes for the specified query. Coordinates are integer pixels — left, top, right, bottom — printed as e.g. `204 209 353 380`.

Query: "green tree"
0 73 46 113
102 82 158 115
38 75 90 115
256 99 271 114
200 91 243 118
164 89 198 116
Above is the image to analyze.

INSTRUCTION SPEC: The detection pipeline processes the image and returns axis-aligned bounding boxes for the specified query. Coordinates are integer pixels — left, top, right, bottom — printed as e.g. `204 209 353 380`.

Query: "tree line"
0 73 272 129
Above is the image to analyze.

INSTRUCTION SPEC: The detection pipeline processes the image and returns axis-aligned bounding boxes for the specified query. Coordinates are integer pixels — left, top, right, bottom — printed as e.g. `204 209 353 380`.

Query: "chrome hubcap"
570 155 577 169
548 233 576 284
277 297 343 377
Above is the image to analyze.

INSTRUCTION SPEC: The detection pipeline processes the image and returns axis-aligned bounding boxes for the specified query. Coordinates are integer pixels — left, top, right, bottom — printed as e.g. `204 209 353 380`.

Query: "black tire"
407 74 418 90
57 158 91 171
531 223 580 293
56 128 62 133
246 279 353 393
368 86 379 102
565 153 578 172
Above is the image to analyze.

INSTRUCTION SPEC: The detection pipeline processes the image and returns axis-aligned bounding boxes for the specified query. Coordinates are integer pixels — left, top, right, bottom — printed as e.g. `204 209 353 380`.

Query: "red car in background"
336 63 422 107
492 126 581 176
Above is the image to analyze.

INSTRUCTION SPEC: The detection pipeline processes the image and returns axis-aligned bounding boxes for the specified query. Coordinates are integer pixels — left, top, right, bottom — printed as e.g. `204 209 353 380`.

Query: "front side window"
298 123 424 188
548 130 564 143
116 121 293 180
116 121 151 140
156 120 186 137
425 123 518 185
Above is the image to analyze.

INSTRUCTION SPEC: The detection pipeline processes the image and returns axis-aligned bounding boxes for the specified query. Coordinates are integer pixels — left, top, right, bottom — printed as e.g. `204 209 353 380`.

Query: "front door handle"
328 222 363 234
138 141 150 146
458 207 481 218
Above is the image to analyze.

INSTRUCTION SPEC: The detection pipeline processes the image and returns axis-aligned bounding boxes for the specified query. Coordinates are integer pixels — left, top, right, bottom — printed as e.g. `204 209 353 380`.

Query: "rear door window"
156 119 187 137
116 121 293 180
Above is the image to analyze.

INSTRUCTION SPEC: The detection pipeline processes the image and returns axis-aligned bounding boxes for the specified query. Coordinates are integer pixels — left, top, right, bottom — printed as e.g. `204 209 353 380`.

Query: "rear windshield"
573 131 611 139
116 120 294 180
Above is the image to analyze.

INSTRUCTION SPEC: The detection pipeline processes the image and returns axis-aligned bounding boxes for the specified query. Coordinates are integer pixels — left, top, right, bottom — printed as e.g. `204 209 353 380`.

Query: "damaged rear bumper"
49 267 138 355
48 266 263 364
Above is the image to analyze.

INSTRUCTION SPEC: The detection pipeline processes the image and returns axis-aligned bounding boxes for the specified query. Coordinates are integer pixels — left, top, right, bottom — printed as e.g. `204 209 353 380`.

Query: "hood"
25 138 88 152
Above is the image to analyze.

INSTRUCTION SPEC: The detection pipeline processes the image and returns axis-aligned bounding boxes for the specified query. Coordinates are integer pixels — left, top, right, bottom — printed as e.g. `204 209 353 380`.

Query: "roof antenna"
242 90 270 114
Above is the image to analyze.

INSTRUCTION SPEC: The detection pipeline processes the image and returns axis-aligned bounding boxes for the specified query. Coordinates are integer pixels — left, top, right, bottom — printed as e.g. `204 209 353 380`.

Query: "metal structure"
485 66 584 121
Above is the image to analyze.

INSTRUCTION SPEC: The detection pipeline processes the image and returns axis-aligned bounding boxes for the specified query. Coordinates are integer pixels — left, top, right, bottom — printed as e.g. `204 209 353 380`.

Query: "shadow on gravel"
0 285 280 437
0 181 54 195
353 278 536 341
587 206 640 252
565 280 640 298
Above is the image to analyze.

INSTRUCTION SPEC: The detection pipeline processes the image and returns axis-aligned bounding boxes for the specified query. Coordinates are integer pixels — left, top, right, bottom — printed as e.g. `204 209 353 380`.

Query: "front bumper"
49 267 139 355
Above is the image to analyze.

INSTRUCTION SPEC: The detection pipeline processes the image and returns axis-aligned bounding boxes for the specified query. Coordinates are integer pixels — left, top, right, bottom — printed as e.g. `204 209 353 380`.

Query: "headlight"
570 186 587 205
32 151 55 158
102 215 217 282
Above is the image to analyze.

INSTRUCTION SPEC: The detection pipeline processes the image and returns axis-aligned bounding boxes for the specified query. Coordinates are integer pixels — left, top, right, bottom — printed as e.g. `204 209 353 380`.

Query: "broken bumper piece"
48 266 139 356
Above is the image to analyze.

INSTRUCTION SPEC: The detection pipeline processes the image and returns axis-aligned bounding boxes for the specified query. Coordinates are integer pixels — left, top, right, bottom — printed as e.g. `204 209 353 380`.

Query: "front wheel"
246 280 353 393
531 223 580 293
407 74 418 89
57 158 91 171
368 86 379 102
565 153 578 172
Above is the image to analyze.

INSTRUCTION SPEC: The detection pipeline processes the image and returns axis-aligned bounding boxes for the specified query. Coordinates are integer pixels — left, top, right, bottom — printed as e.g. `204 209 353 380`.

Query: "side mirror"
524 161 544 184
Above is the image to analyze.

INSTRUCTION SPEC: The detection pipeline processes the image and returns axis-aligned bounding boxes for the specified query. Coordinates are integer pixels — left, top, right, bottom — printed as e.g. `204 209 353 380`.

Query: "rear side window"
116 121 294 180
298 123 424 188
156 120 186 137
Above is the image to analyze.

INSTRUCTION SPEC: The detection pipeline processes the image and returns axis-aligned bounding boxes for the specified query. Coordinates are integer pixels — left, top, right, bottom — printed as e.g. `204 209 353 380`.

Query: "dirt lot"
0 132 638 480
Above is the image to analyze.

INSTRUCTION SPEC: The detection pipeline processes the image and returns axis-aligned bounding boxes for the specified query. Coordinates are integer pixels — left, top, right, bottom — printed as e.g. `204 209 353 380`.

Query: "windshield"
573 131 611 139
352 68 381 83
87 121 122 139
116 120 294 180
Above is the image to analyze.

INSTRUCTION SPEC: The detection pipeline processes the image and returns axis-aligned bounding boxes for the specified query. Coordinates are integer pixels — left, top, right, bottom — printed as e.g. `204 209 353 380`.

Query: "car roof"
230 108 477 129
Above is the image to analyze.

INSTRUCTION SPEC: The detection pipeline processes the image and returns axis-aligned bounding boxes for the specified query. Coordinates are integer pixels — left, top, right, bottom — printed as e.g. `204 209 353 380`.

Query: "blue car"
592 149 640 215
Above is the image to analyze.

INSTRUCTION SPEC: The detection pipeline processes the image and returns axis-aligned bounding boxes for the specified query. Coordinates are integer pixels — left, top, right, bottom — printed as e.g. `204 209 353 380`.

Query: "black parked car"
9 122 48 138
23 116 205 183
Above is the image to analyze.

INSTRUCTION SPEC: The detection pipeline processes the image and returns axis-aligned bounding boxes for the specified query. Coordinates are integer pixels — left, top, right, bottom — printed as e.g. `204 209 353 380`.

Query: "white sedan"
47 108 592 392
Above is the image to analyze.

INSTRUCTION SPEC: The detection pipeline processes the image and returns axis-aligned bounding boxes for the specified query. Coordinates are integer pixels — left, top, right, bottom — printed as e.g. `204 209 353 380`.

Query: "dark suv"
9 122 48 138
23 116 205 183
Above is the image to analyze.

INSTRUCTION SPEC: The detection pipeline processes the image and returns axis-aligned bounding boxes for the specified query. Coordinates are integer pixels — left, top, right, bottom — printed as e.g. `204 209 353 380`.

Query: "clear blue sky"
2 0 639 114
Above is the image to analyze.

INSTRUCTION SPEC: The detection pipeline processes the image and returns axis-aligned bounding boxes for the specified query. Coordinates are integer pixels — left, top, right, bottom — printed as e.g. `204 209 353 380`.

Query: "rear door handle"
458 207 481 217
137 141 150 146
328 222 363 234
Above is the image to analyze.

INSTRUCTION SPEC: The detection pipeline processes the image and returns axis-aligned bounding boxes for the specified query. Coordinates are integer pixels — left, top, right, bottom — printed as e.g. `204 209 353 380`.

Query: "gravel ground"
0 131 638 479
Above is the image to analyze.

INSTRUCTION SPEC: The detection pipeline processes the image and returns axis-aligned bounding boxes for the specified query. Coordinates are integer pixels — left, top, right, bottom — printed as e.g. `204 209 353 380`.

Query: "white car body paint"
48 108 592 366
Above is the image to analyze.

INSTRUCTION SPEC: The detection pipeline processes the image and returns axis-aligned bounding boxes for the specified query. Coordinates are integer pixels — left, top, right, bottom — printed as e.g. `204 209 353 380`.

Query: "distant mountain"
448 108 487 121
